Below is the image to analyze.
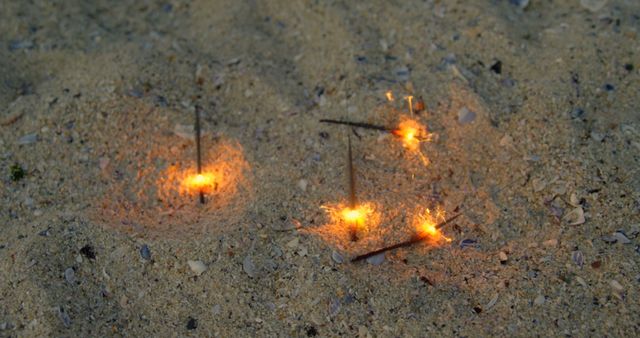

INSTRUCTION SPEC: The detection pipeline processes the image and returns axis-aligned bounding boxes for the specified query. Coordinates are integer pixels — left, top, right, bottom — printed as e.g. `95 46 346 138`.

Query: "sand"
1 0 639 336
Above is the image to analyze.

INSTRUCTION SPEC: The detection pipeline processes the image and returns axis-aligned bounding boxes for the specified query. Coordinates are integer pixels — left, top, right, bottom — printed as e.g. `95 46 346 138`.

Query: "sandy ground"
1 0 639 336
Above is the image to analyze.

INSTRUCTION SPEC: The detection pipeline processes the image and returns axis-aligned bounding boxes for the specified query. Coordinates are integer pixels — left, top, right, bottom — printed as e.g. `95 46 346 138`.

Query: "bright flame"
183 172 217 194
386 90 394 102
342 207 365 225
321 202 380 240
391 118 432 151
415 207 452 243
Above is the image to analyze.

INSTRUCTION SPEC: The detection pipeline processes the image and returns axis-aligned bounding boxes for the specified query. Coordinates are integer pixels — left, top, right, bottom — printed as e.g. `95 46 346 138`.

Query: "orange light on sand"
183 172 217 193
386 90 395 102
320 202 380 240
391 118 432 151
415 208 452 243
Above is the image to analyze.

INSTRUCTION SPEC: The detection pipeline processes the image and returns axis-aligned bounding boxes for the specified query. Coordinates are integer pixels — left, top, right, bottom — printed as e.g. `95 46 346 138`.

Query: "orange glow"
414 207 452 243
391 118 433 151
319 202 381 241
386 90 395 102
183 172 217 194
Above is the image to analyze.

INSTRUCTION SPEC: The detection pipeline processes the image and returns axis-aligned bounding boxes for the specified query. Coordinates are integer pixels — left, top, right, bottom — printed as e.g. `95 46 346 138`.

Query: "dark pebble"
603 83 615 91
624 63 633 72
570 107 585 119
460 239 478 249
490 60 502 74
140 244 151 260
186 317 197 330
80 245 96 260
355 56 367 64
305 325 318 337
10 163 26 182
319 131 329 139
155 95 168 107
473 305 482 314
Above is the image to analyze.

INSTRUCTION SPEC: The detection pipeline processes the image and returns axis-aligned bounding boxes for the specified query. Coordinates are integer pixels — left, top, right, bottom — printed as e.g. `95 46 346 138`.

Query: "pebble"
580 0 607 12
297 179 308 192
609 279 623 292
612 231 631 244
243 255 256 278
395 66 410 81
140 244 151 260
564 207 585 225
186 317 198 330
486 294 499 310
543 239 558 247
498 251 508 264
174 124 195 141
533 295 545 306
331 250 344 264
212 304 221 315
57 307 71 327
458 107 476 124
64 267 75 285
18 133 38 145
460 239 479 249
571 250 584 267
366 253 385 265
509 0 530 9
576 276 588 287
570 107 585 119
187 260 207 276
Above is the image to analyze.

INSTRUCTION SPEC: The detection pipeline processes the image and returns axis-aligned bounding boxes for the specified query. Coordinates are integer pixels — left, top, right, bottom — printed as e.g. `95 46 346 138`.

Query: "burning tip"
385 90 394 102
184 172 217 193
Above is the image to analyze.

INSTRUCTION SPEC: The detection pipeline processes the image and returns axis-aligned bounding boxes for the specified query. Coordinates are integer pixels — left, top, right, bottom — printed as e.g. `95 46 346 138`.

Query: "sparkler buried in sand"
413 207 452 244
321 135 380 242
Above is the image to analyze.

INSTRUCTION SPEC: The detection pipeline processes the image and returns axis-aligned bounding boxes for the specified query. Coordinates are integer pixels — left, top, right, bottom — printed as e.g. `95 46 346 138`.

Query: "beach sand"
1 0 639 336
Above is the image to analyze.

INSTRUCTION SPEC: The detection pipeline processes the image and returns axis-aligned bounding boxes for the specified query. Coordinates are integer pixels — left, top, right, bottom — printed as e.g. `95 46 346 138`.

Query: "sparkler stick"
405 95 414 116
351 167 538 263
195 105 205 204
351 213 462 262
319 119 392 132
347 134 359 241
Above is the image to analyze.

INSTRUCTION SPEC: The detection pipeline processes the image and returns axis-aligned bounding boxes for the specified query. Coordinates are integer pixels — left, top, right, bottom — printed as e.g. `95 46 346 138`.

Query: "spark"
386 90 394 102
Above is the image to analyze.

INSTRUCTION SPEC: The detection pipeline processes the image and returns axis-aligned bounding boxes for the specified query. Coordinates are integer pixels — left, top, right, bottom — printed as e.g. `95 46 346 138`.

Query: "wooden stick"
195 106 205 204
320 119 392 132
351 213 462 262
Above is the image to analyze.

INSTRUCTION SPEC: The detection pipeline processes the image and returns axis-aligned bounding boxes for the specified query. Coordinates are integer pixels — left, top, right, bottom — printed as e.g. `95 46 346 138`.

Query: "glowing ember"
391 118 433 151
321 202 381 240
385 90 395 102
183 172 217 193
415 207 451 243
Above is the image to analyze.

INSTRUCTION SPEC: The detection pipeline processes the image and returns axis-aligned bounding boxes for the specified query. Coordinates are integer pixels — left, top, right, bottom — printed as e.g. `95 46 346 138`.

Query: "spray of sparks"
385 90 395 102
311 201 384 248
413 207 452 244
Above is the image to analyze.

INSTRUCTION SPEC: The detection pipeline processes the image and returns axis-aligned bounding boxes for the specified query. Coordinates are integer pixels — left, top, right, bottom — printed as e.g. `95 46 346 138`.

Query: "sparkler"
351 168 538 263
345 134 362 241
194 106 205 203
404 95 414 116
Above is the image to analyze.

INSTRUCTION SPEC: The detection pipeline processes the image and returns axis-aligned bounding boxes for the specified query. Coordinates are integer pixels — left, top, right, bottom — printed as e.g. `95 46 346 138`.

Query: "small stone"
174 124 195 141
576 276 588 287
331 250 344 264
140 244 151 260
187 260 207 276
509 0 530 9
18 133 38 145
613 231 631 244
533 295 545 306
571 250 584 267
458 107 476 124
80 245 96 260
498 251 508 264
212 304 221 315
531 178 546 192
580 0 607 12
242 255 256 278
186 317 198 330
395 66 410 81
486 294 499 310
543 239 558 247
460 239 479 249
64 268 75 285
564 207 585 225
570 107 585 119
366 253 385 265
99 157 110 170
57 307 71 327
286 237 299 248
610 280 624 292
297 179 308 192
